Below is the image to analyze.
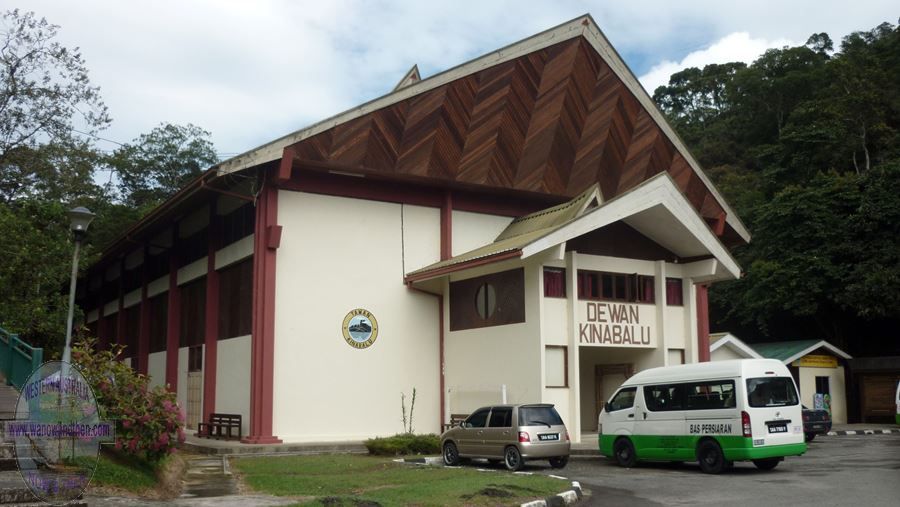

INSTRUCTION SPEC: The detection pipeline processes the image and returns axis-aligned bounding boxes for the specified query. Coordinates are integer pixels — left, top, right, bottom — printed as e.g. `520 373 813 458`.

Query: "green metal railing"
0 326 43 390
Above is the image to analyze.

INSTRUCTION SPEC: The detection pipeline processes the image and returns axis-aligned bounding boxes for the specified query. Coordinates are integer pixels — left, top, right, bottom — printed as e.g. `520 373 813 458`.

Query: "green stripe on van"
599 434 807 462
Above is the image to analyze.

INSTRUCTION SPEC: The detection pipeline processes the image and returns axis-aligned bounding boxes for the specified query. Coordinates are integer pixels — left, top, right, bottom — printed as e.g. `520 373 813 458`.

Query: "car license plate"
538 433 559 441
768 424 787 433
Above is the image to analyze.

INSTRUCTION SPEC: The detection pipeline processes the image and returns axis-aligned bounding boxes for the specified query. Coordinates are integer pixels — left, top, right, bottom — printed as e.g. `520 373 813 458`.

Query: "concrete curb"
826 428 899 436
521 481 583 507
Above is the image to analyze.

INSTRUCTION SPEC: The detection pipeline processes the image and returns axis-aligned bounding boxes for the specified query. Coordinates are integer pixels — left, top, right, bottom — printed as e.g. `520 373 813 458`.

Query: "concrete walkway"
182 430 367 456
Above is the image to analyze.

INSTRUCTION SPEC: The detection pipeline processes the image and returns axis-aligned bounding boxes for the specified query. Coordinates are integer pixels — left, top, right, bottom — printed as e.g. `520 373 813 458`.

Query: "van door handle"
627 414 634 418
643 412 647 420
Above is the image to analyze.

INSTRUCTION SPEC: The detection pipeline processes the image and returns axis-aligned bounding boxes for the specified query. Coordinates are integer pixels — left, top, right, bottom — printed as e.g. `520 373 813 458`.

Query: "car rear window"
518 406 563 426
747 377 799 407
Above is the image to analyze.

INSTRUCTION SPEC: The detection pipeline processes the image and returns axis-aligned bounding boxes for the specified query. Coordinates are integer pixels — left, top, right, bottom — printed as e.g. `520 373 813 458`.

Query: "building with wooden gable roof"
79 15 748 443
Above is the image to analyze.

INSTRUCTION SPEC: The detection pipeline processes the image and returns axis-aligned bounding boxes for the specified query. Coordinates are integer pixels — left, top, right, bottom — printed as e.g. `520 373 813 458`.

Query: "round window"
475 282 496 319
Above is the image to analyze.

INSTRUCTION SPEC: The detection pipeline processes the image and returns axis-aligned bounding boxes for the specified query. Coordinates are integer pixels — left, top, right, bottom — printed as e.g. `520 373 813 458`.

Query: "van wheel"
697 440 728 474
442 442 460 466
504 446 523 471
549 456 569 469
805 433 816 442
753 458 780 471
613 438 637 468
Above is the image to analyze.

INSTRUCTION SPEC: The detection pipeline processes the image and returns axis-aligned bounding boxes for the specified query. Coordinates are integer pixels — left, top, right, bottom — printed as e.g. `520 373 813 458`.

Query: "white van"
598 359 806 473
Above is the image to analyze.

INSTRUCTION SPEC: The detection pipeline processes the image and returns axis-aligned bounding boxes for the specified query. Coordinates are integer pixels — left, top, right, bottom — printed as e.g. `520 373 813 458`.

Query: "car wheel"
805 432 816 442
442 441 460 466
753 458 780 471
549 456 569 469
613 438 637 468
697 440 728 474
504 446 523 471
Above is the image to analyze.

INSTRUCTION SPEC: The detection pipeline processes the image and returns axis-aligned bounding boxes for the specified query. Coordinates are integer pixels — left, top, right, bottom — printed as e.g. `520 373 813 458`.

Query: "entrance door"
186 345 203 429
593 364 633 431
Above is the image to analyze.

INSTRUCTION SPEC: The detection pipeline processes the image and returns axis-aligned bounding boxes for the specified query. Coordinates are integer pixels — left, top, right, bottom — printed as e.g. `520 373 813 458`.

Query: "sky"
16 0 899 160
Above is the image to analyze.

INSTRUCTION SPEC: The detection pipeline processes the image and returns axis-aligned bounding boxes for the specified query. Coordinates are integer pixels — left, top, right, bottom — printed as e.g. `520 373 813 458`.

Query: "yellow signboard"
792 354 838 368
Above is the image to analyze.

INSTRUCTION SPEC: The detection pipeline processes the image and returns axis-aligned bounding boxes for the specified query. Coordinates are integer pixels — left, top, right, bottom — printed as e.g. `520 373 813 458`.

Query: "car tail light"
518 431 530 443
741 411 752 437
803 413 809 422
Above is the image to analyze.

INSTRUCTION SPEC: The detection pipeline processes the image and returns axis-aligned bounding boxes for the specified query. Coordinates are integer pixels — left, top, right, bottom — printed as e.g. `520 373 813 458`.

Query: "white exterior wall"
147 351 166 389
451 210 512 256
799 365 847 424
445 260 543 416
273 191 440 442
712 346 746 362
402 205 441 273
215 335 252 436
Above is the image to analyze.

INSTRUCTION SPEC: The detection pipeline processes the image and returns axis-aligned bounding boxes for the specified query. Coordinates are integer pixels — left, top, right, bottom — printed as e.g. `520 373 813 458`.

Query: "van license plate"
538 434 559 441
768 424 787 433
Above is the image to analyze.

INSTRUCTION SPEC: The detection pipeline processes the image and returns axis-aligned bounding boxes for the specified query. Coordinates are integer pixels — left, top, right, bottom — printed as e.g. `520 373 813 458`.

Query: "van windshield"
519 406 563 426
746 377 799 407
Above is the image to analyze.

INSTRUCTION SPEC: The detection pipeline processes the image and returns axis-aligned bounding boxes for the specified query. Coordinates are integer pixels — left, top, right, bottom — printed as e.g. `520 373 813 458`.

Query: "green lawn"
231 454 568 506
85 451 163 493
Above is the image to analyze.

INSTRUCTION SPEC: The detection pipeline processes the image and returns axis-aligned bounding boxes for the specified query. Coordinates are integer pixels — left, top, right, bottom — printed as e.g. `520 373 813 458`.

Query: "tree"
109 123 219 209
0 9 109 202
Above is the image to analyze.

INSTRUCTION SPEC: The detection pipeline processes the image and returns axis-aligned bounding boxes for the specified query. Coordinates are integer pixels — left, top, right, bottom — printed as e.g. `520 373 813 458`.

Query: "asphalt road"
534 434 900 506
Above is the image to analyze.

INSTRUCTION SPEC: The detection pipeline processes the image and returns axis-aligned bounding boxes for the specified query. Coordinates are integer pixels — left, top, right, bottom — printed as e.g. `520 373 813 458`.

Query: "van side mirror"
604 402 610 413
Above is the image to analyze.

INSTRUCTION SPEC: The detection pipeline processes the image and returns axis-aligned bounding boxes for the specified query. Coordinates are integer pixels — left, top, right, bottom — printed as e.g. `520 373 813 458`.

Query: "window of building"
149 294 168 353
179 278 206 348
666 278 683 306
218 259 253 339
545 346 567 387
474 282 497 319
123 305 140 359
815 376 830 395
488 407 512 428
577 270 654 303
543 268 566 298
449 268 525 331
221 203 255 246
607 387 636 411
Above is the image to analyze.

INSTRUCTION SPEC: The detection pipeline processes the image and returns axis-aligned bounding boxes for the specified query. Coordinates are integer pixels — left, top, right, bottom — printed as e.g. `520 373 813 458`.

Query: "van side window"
488 407 512 428
644 385 684 411
466 408 491 428
686 380 736 410
608 387 637 411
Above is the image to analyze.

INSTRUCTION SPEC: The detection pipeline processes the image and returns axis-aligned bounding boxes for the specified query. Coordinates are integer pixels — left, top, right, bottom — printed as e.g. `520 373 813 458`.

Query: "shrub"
72 338 185 461
364 433 440 456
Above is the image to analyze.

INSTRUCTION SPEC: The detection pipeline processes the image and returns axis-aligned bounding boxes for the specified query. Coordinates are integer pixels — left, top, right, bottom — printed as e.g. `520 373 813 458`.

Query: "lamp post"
61 207 95 365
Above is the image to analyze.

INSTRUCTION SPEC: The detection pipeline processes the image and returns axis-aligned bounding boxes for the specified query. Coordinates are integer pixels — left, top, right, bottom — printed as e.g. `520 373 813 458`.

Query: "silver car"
440 403 570 470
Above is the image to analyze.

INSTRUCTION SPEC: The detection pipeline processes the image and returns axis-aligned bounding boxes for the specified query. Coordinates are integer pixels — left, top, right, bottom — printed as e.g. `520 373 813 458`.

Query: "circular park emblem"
342 308 379 349
3 361 114 505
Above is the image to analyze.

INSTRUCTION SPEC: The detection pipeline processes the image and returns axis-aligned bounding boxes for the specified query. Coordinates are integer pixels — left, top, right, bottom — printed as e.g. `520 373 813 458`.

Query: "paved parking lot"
536 434 900 506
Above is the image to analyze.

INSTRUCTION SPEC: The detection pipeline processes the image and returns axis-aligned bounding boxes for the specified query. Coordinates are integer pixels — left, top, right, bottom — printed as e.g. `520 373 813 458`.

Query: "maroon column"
202 204 221 423
137 244 151 375
243 177 282 444
116 258 126 358
165 227 181 391
696 284 711 362
440 190 452 261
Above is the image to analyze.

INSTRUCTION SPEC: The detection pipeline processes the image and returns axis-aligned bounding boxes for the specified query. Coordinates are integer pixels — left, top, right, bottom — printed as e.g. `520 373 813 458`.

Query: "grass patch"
232 454 565 506
88 450 163 493
364 433 440 456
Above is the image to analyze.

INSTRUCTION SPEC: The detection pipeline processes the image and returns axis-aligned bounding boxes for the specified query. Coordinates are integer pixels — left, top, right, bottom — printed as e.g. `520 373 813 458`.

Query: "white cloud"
638 32 797 94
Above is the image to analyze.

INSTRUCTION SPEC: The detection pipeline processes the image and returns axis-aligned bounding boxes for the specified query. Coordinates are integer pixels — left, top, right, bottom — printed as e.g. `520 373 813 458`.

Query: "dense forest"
652 21 900 356
1 9 898 358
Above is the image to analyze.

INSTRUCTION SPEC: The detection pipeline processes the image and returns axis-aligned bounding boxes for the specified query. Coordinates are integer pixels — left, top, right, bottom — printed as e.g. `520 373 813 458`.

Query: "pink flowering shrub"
72 338 185 461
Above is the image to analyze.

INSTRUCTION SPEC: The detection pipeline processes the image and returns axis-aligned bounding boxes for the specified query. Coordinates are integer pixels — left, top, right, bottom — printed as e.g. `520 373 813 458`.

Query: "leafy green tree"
0 9 109 202
109 123 219 209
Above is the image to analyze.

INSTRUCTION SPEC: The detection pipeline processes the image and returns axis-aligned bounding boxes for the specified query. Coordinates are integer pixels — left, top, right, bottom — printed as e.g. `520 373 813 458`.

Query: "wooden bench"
197 413 242 440
442 413 469 432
